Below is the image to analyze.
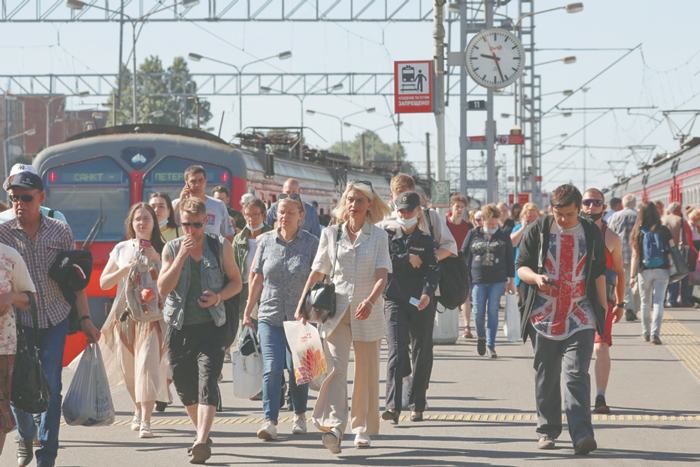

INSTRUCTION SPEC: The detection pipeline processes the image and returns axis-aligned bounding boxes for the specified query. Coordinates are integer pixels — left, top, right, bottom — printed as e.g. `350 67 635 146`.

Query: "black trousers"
385 298 435 412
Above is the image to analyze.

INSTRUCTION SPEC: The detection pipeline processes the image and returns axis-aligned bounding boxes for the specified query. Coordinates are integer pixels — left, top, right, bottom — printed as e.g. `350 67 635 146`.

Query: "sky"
2 0 700 202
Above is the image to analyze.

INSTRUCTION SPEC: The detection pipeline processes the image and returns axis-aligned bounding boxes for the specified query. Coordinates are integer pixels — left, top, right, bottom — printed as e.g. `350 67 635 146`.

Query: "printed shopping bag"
502 293 521 343
283 321 327 386
62 344 115 426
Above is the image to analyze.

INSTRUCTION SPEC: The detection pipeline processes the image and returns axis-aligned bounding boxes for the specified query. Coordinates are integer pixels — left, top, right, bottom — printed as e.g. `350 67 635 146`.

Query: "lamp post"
186 96 201 130
3 127 36 181
188 51 292 131
304 108 376 155
535 56 577 67
139 109 165 122
67 0 200 124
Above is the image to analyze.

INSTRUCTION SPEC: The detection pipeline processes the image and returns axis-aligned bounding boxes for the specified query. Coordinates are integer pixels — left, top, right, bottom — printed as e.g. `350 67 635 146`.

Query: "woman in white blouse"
296 180 392 453
99 203 169 439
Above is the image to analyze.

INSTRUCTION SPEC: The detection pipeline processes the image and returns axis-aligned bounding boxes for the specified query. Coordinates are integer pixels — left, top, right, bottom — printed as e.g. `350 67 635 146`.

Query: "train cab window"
142 156 232 203
43 156 130 242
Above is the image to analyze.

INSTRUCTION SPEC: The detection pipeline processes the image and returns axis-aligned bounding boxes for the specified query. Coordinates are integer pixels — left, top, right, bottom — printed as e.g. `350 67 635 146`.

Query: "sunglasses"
10 194 36 203
181 222 205 228
582 199 603 207
278 193 302 201
350 180 373 190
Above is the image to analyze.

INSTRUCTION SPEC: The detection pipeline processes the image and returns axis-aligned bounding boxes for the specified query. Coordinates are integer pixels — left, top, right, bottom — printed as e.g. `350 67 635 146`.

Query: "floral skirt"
99 305 169 404
0 355 16 434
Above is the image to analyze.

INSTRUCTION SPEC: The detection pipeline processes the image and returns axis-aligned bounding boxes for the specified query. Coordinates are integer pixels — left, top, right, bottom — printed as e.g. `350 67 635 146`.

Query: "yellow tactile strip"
60 413 700 427
661 313 700 383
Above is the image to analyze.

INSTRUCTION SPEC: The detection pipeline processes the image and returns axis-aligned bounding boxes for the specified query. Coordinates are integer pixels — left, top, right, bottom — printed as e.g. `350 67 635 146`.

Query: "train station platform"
2 307 700 466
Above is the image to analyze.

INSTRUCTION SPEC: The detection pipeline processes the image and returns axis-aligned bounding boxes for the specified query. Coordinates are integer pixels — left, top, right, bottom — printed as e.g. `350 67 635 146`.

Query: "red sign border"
394 60 433 114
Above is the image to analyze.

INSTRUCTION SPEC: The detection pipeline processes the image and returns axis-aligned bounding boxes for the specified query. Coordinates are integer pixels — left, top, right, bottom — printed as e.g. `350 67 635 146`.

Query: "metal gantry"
1 0 438 22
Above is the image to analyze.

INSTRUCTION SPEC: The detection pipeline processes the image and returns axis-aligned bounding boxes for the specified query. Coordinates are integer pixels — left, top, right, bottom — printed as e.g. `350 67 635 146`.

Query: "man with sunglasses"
580 189 625 415
0 171 100 467
266 178 321 238
0 164 66 225
159 197 242 464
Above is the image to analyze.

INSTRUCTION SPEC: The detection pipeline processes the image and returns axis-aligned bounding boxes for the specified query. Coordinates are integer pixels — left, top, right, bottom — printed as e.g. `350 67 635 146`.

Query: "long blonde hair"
332 181 391 225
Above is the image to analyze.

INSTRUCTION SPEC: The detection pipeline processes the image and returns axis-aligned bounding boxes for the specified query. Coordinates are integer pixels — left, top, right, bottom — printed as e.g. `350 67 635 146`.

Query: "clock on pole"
465 29 525 90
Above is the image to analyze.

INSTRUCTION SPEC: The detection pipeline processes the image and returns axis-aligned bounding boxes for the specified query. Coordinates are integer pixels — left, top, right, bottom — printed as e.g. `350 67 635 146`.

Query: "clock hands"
481 54 500 61
484 37 505 82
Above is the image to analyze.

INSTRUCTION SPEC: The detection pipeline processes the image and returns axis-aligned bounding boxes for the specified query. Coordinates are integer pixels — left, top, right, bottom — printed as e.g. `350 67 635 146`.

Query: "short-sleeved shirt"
529 223 595 340
608 208 638 263
174 196 235 239
446 216 470 250
253 228 319 327
0 244 36 355
108 240 140 297
160 226 181 243
0 215 75 328
266 201 322 238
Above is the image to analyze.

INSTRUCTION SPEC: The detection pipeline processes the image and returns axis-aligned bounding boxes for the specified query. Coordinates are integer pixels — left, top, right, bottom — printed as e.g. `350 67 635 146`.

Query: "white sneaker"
401 376 412 409
139 421 153 438
131 411 141 432
223 351 232 363
292 414 307 435
257 420 278 440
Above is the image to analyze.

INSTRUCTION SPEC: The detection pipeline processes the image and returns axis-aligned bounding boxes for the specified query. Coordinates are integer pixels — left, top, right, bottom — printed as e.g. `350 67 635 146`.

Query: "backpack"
423 208 469 310
641 228 665 268
122 253 163 323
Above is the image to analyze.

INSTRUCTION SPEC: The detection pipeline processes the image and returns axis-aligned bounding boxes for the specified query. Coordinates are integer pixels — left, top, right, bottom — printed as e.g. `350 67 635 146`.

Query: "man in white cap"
0 164 66 224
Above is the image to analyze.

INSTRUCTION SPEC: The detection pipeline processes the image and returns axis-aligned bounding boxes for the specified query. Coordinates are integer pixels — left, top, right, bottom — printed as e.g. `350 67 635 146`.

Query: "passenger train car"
606 138 700 210
32 124 401 325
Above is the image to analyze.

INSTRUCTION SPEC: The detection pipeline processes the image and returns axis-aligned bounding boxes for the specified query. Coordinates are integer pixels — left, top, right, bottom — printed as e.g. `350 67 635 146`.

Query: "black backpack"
424 209 469 310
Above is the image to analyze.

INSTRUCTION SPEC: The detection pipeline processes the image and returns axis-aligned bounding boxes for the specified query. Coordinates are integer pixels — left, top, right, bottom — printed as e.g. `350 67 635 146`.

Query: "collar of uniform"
393 225 422 241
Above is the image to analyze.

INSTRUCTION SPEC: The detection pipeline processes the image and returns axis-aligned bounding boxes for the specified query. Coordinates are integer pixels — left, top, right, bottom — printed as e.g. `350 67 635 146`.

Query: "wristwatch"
615 303 625 308
80 315 92 322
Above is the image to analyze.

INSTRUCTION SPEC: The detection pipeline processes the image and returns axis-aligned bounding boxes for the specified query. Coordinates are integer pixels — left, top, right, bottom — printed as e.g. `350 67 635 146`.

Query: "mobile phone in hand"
140 239 151 248
543 280 559 289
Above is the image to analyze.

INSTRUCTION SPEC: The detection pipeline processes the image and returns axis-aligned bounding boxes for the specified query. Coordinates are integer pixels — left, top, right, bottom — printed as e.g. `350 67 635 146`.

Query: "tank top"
602 223 613 269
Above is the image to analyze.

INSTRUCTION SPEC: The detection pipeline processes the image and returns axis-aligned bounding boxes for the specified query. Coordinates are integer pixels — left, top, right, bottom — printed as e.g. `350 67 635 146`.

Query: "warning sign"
394 61 432 114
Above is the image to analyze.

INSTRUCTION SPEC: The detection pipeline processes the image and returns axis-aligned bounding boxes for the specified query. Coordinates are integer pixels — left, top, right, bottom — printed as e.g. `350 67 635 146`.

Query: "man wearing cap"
0 171 100 467
0 164 67 224
381 191 440 424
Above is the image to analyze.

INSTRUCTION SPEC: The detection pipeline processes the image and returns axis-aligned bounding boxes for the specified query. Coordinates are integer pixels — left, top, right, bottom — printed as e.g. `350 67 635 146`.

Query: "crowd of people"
0 160 698 465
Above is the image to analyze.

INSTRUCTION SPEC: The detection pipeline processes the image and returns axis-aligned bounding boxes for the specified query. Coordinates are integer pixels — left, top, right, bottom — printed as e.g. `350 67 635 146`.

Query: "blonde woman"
296 180 392 452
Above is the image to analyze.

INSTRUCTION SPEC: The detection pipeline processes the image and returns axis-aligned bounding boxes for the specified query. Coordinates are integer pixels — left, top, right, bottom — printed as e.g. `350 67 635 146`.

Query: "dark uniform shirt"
384 226 441 302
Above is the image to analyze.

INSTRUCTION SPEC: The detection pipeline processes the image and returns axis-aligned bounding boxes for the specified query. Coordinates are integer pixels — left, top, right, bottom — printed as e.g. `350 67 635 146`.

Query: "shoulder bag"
424 209 469 310
303 226 342 323
11 292 51 414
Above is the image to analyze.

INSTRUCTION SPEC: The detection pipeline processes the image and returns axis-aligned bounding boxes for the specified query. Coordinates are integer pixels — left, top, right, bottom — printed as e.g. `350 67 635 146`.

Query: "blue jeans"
471 282 506 348
638 269 670 338
258 322 308 423
12 317 68 467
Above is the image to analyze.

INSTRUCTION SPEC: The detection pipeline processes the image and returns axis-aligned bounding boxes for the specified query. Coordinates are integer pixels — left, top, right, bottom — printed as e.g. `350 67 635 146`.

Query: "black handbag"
11 292 51 414
303 226 342 323
424 210 469 310
206 234 240 349
668 244 690 284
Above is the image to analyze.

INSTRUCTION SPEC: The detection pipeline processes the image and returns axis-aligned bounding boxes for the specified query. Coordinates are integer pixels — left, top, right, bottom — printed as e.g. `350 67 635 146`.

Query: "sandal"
189 442 211 464
322 428 342 454
354 433 371 448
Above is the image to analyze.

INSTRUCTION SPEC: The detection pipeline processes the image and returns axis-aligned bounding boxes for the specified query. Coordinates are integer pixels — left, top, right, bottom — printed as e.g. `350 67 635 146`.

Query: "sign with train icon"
394 61 432 114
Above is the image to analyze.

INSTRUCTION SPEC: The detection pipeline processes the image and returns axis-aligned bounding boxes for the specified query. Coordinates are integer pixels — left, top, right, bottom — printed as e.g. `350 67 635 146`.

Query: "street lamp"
139 109 165 122
535 56 577 67
305 108 376 155
186 96 202 130
513 3 583 30
188 50 292 131
67 0 199 124
259 83 343 129
3 127 36 180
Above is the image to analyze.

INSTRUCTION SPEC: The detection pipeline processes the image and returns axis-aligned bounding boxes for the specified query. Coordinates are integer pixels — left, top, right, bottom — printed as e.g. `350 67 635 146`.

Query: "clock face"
465 29 525 89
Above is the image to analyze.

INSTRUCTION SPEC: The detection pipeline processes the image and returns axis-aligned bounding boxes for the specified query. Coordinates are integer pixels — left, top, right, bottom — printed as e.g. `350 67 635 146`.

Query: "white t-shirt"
243 238 258 284
174 195 235 239
0 244 37 355
529 223 595 340
108 240 140 298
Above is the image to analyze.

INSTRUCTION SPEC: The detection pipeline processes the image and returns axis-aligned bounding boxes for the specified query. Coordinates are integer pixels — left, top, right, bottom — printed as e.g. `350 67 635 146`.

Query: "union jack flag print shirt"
529 223 596 340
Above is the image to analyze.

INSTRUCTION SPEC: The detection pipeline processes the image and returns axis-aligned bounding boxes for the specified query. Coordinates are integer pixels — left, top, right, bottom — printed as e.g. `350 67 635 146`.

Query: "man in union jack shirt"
516 184 607 456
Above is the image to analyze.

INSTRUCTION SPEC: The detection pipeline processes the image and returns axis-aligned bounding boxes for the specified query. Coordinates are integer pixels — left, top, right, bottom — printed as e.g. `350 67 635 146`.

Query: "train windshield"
143 156 232 202
43 156 130 242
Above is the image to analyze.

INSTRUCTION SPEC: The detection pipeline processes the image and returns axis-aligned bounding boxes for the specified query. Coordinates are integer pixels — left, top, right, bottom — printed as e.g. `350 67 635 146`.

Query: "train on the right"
605 137 700 209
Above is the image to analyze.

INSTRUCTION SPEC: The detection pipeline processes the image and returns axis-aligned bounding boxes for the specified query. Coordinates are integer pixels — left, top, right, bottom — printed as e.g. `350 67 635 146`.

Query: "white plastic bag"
232 327 263 399
502 293 521 343
283 321 327 386
62 344 115 427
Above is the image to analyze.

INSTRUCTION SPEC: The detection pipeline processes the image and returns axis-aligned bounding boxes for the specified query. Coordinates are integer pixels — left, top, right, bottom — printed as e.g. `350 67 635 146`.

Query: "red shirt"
446 215 471 250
